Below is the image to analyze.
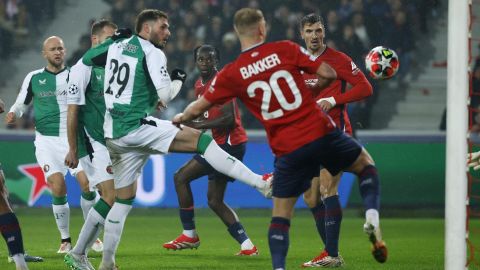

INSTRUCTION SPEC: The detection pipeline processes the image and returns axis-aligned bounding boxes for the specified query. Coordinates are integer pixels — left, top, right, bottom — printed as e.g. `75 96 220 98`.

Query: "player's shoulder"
324 47 353 62
25 67 45 80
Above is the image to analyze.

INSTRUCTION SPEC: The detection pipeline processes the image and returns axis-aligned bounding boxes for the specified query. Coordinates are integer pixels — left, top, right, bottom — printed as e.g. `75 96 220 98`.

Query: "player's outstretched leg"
48 173 71 254
349 149 387 263
207 177 258 256
164 159 206 251
169 130 272 198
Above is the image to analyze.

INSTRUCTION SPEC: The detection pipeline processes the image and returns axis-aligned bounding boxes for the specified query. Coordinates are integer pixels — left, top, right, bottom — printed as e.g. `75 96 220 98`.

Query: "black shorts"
273 129 362 198
193 142 246 182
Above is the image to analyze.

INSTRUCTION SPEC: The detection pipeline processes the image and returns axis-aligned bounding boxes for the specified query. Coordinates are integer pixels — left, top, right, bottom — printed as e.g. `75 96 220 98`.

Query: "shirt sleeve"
67 58 92 105
331 54 373 105
291 42 324 75
145 48 172 96
9 71 35 117
203 69 236 105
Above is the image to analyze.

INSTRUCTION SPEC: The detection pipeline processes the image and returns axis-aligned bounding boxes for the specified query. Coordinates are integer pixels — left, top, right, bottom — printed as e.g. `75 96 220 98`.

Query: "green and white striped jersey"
10 67 70 136
102 35 171 139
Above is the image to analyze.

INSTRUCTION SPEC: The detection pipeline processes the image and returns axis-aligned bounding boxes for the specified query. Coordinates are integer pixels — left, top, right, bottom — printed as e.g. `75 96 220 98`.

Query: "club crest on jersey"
106 165 114 175
43 164 50 173
251 51 259 57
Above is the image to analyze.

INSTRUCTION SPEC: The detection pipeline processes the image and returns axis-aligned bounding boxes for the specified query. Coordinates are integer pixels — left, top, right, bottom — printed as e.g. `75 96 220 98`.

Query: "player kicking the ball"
163 45 263 256
173 8 388 270
79 9 271 269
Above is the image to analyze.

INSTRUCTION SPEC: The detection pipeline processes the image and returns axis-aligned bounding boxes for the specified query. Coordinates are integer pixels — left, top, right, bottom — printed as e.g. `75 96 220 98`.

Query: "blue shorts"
273 129 362 198
194 142 246 182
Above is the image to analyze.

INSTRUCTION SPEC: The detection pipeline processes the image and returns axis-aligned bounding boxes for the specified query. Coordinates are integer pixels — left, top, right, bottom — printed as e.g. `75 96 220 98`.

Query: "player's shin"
102 197 134 267
324 195 342 257
358 165 381 228
268 217 290 269
0 213 25 262
80 191 97 220
52 195 71 242
198 134 264 189
72 198 111 255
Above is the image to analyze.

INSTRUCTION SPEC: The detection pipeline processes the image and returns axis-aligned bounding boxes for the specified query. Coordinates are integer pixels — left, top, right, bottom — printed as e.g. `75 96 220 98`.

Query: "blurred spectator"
337 24 365 66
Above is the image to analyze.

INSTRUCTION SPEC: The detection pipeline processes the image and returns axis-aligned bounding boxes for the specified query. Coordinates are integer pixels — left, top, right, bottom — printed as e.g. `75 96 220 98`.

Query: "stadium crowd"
5 0 440 130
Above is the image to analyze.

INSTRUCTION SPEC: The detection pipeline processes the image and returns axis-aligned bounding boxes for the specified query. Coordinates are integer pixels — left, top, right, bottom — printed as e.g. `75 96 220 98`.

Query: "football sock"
310 202 327 245
11 253 27 268
324 195 342 257
179 207 196 237
72 198 110 255
227 222 249 246
268 217 290 269
358 165 381 210
198 134 265 189
80 191 97 220
102 197 134 267
0 213 25 256
52 195 70 240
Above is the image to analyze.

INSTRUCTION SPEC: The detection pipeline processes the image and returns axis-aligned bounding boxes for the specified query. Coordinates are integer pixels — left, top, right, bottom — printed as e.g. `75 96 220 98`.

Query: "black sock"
310 202 326 245
227 222 248 244
324 195 342 257
179 207 195 230
358 165 381 210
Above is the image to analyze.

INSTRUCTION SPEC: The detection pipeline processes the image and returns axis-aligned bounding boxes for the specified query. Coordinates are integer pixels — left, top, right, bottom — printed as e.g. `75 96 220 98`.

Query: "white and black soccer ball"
365 46 400 80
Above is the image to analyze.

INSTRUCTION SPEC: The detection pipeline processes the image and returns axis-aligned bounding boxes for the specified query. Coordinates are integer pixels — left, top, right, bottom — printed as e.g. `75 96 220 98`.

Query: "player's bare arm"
173 96 213 126
0 98 4 114
313 62 337 92
185 102 235 130
64 104 79 169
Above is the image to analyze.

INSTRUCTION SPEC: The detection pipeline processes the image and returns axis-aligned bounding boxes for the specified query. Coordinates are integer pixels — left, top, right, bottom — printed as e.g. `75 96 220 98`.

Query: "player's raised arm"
5 71 36 124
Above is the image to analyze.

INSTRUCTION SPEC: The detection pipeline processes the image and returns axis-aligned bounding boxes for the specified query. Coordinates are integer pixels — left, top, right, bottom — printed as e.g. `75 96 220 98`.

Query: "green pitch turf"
0 208 458 269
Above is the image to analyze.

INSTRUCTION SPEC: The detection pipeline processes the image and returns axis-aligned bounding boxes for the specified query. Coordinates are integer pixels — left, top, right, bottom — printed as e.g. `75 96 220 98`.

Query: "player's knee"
207 196 222 211
173 170 187 187
303 190 318 208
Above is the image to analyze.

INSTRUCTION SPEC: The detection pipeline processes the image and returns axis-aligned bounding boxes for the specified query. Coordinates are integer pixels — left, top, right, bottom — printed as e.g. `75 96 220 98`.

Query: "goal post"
445 0 469 269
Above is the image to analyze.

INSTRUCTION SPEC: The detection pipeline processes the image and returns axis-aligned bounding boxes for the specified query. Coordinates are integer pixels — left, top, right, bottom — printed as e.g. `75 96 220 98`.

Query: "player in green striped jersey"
5 37 97 254
63 21 129 270
81 10 272 269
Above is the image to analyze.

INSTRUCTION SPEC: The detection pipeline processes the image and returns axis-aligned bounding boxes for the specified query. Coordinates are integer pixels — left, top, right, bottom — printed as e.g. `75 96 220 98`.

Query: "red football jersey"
194 76 248 145
303 47 372 135
203 41 335 156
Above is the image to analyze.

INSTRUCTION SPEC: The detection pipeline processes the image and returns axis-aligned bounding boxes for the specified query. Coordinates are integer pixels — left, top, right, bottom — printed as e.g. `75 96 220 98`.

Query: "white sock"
12 254 27 268
240 238 254 250
80 194 96 220
102 202 132 267
365 209 380 229
182 229 196 238
52 203 70 240
72 208 105 255
203 141 264 189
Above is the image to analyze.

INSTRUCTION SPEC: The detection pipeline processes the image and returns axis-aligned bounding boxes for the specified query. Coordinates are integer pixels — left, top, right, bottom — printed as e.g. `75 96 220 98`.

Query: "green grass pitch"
0 208 459 269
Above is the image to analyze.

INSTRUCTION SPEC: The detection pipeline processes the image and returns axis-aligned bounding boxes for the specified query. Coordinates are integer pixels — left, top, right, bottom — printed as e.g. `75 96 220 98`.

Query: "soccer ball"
365 46 399 80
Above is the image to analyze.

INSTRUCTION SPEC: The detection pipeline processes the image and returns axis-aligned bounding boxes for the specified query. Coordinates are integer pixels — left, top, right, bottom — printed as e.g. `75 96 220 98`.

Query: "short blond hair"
234 8 264 36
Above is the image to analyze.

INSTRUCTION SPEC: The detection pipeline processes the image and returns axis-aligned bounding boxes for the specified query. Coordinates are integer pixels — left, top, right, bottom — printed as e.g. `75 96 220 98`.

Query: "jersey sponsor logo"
38 89 67 98
304 78 318 86
351 61 360 75
239 53 281 79
119 42 139 53
38 79 46 85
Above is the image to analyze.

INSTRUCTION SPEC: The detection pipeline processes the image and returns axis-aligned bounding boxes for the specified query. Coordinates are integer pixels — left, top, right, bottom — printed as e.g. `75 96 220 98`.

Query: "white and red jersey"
194 76 247 145
303 47 372 135
203 41 335 156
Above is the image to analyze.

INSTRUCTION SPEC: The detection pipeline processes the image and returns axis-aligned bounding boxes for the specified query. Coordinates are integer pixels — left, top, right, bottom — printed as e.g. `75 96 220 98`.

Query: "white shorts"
106 116 179 189
34 132 83 179
79 131 114 190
